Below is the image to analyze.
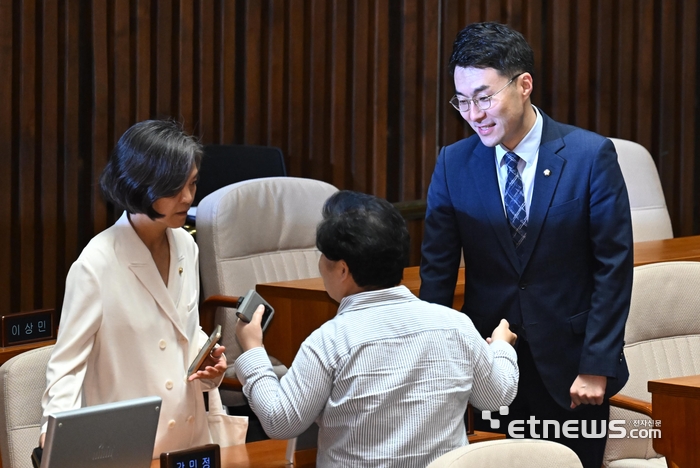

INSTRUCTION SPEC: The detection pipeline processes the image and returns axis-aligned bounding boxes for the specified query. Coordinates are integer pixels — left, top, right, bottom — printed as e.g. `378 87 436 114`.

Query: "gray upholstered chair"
609 138 673 242
426 439 583 468
604 261 700 467
0 345 53 468
185 144 287 229
195 177 338 407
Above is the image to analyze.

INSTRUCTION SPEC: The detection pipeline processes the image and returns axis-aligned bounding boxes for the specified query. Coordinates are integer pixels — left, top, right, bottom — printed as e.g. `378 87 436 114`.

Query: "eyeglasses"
449 72 524 113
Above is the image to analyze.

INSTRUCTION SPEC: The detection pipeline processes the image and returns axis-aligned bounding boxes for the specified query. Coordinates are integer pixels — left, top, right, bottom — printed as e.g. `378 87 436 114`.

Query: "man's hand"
235 304 265 352
486 319 517 346
188 345 227 381
570 374 607 408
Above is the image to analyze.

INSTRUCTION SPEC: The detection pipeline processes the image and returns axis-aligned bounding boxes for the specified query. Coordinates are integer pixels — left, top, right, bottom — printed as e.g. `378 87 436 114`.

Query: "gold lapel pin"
543 169 551 177
178 267 183 275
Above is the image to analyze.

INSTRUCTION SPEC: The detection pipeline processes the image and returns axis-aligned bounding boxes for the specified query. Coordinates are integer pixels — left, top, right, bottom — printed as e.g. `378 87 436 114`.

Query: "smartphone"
187 324 222 377
236 289 275 332
31 446 42 468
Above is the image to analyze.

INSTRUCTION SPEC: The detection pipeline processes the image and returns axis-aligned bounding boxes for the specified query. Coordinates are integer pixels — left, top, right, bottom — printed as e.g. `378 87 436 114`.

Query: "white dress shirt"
495 105 543 219
235 286 518 467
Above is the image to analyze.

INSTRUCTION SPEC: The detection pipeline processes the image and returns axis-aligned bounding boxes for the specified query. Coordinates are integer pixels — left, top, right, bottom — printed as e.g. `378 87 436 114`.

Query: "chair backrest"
426 439 583 467
196 177 338 362
604 261 700 465
193 144 287 206
609 138 673 242
0 345 54 468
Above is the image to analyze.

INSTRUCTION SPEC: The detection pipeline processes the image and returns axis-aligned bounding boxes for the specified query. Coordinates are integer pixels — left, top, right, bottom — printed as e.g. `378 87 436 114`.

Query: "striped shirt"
235 286 518 467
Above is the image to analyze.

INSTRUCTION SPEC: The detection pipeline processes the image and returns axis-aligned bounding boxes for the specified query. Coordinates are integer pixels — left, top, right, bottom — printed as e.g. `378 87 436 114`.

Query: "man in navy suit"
419 22 633 468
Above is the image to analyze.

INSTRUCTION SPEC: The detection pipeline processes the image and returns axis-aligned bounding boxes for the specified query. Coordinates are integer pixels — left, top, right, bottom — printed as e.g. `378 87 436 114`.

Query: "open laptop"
39 395 161 468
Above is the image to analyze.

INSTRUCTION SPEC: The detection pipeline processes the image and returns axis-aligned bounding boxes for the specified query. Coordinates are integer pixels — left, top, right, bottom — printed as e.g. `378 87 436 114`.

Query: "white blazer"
42 213 219 457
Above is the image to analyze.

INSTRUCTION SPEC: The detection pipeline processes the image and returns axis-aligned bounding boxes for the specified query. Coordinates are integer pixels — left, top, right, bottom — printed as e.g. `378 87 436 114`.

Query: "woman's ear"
338 260 350 281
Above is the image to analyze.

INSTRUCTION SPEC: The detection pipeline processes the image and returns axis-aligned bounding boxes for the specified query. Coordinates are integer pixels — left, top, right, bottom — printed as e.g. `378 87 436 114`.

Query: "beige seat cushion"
0 345 54 468
427 439 583 468
604 262 700 466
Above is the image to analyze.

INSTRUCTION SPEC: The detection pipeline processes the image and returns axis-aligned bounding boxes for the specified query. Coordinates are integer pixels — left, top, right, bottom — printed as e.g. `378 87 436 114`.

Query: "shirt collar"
496 105 543 167
337 285 417 315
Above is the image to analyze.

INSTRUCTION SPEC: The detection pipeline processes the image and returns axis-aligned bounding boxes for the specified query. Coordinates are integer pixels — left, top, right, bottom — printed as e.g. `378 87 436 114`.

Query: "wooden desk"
250 236 700 467
634 235 700 266
257 267 464 368
648 375 700 468
0 340 55 366
258 236 700 368
149 431 505 468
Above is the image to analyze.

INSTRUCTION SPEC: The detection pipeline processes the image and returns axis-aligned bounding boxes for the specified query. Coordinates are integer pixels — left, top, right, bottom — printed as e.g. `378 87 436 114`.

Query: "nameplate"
160 443 220 468
1 309 55 346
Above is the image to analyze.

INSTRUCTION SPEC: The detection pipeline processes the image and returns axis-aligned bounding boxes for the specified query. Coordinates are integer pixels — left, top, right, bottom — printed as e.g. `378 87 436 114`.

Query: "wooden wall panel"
328 0 349 189
178 0 195 132
40 0 59 308
18 0 37 311
91 0 109 233
679 1 698 234
370 0 389 197
0 0 13 316
134 0 151 122
243 0 262 144
307 0 329 183
286 1 304 177
218 0 236 143
634 0 654 151
2 0 698 317
615 0 634 139
61 0 81 301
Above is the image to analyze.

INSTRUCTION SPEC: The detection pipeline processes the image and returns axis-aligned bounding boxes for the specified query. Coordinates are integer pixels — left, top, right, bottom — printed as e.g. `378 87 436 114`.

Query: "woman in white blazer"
40 120 227 457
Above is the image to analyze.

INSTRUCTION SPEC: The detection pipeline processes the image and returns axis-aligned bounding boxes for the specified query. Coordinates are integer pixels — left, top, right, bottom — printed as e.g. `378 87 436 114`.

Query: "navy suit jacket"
419 110 633 410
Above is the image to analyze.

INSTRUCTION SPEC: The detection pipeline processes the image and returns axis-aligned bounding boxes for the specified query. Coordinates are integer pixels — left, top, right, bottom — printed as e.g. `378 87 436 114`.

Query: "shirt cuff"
489 339 517 359
233 347 271 385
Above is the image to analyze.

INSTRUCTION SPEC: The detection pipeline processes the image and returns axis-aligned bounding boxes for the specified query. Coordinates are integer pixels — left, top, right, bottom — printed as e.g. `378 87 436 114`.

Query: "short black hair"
449 22 534 77
316 191 409 289
99 120 203 219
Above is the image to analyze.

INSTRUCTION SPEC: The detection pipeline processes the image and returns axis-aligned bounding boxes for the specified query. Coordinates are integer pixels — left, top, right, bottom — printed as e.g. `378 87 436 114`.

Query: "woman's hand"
188 345 227 381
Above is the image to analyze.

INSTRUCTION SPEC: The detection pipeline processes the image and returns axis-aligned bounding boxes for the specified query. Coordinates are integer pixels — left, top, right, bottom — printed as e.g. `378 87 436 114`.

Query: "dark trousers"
473 340 609 468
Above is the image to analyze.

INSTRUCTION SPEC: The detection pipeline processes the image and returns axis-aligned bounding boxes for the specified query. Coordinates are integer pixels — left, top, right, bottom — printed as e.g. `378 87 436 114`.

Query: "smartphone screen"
259 304 274 330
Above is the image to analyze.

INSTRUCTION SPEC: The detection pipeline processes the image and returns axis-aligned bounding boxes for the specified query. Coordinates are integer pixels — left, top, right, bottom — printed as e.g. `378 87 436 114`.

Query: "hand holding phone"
187 324 222 378
236 290 275 332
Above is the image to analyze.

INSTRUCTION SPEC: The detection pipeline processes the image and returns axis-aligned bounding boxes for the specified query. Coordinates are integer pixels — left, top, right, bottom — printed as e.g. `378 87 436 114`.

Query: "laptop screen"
41 396 161 468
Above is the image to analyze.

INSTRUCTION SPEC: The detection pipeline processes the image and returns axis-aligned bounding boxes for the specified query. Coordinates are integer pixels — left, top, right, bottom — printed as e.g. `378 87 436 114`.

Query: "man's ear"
519 72 534 100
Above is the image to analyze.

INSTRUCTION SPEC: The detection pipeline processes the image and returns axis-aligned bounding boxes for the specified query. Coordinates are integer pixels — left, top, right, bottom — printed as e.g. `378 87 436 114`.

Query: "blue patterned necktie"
504 152 527 248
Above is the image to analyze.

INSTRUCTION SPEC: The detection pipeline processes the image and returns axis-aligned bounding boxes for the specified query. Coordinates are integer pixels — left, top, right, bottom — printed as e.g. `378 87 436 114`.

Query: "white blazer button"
159 340 167 350
165 380 174 390
168 419 176 428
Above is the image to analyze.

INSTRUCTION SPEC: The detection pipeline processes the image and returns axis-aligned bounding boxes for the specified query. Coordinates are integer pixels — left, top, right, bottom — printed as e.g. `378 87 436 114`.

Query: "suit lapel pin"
178 267 183 275
543 169 551 177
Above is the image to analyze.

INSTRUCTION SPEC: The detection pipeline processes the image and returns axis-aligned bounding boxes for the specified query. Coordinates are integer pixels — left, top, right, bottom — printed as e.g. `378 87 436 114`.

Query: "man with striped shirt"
235 190 518 467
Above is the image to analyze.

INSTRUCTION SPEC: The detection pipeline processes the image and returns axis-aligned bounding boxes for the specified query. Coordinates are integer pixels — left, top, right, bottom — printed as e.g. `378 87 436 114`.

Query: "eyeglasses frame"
449 72 525 113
